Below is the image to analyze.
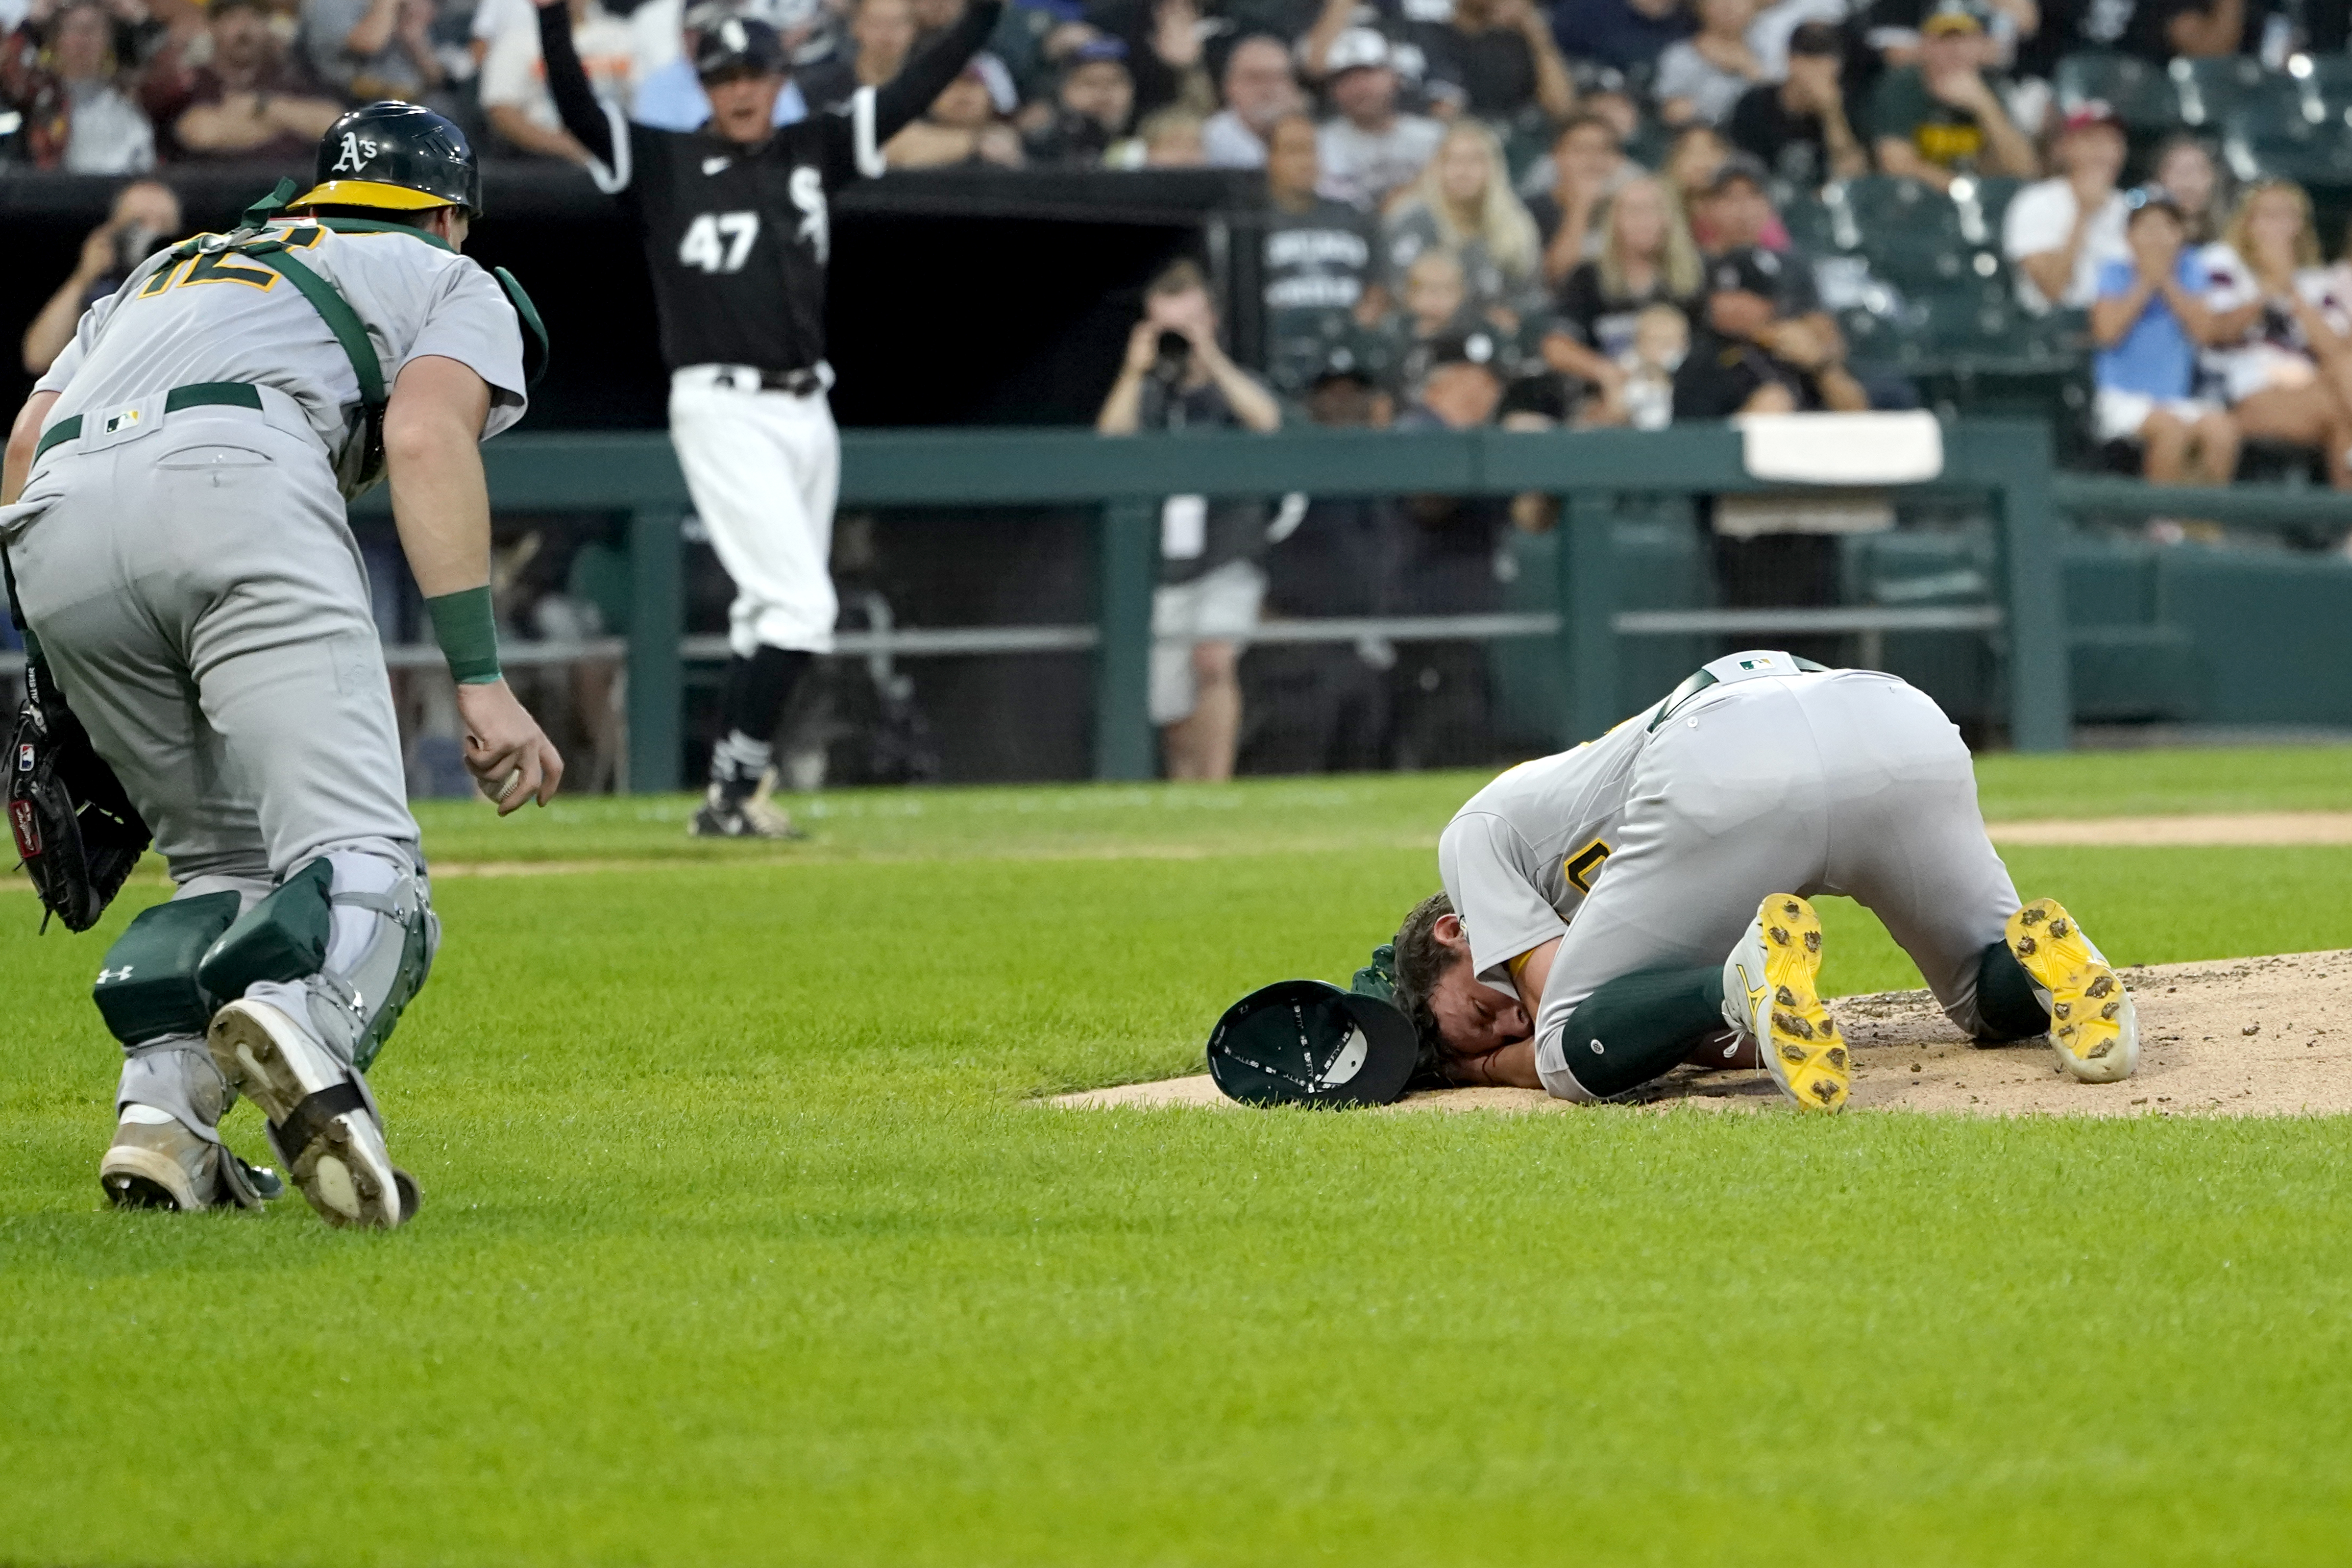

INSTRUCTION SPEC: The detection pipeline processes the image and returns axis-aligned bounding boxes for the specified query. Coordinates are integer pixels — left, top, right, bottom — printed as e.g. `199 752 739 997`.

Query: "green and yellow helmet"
292 101 483 217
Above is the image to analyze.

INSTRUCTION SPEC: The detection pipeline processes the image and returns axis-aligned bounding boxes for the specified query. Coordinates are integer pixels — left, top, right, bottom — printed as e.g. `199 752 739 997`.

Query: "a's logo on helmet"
331 132 381 173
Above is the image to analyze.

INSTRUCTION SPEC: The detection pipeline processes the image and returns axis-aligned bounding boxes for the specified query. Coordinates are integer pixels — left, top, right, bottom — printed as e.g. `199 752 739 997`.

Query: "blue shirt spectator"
2093 252 2198 399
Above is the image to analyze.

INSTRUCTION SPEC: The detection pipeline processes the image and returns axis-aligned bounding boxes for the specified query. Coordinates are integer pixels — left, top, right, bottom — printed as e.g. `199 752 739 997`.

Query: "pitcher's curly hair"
1390 891 1464 1084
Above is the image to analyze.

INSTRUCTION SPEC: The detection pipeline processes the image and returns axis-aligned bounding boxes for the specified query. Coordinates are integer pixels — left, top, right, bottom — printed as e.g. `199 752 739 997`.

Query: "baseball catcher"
1 103 564 1226
1390 650 2138 1109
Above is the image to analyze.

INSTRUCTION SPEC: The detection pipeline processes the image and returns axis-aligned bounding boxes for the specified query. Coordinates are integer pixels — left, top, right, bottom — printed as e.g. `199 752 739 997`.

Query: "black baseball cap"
1788 20 1841 56
1425 328 1503 374
1704 245 1787 299
1704 152 1772 196
694 14 786 80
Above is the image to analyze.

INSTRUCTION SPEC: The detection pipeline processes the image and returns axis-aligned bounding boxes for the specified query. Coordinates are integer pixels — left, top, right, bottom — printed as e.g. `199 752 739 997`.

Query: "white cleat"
206 999 414 1229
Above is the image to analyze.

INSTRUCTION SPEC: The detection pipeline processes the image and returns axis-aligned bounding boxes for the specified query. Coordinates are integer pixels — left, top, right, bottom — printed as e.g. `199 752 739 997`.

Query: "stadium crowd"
16 0 2352 475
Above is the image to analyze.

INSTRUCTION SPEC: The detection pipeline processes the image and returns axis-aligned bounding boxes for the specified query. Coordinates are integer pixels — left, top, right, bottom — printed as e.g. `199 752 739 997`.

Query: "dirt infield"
1054 949 2352 1118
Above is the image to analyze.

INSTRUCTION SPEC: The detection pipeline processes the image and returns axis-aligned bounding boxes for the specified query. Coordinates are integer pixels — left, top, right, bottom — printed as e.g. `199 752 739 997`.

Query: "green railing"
356 418 2083 787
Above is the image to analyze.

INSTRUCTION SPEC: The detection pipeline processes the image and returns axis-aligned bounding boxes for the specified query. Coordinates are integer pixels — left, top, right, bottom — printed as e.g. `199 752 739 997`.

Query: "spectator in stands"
793 0 912 111
140 0 342 160
1390 330 1509 767
1200 31 1297 168
1025 35 1132 163
1383 121 1544 323
1747 0 1854 77
1528 113 1634 287
2002 102 2128 314
1542 174 1705 417
22 177 177 376
304 0 447 103
1676 158 1868 415
886 52 1023 164
2 0 155 170
1411 0 1576 125
1095 259 1281 782
1263 111 1389 388
1725 19 1869 185
1382 250 1484 393
1078 0 1211 124
1550 0 1691 74
1869 5 2037 193
2150 132 2228 244
1127 102 1204 163
481 0 633 158
2090 193 2240 484
1315 27 1443 211
2202 180 2352 489
1661 121 1729 214
1654 0 1765 126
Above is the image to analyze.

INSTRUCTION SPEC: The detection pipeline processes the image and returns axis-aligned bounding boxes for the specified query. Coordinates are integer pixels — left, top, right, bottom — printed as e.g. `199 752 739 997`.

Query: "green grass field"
4 746 2351 1566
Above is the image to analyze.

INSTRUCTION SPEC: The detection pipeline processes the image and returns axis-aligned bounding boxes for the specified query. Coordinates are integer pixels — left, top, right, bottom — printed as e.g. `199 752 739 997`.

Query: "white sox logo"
790 168 828 265
331 133 381 173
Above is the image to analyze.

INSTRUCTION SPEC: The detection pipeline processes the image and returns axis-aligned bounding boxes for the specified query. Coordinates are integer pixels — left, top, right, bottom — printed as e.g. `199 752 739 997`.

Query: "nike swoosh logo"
703 156 732 174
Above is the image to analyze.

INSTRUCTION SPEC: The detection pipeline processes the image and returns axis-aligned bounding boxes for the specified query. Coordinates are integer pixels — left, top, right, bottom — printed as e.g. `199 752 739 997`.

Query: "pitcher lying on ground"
1391 651 2138 1110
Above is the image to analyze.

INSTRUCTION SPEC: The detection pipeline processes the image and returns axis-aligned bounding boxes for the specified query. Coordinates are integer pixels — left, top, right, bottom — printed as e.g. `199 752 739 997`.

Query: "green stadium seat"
1949 175 2023 245
2222 98 2352 187
1827 175 1964 246
2053 51 2180 133
2169 55 2295 130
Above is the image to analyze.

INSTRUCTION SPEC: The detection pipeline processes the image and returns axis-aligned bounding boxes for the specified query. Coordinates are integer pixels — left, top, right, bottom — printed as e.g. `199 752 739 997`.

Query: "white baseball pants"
668 366 840 657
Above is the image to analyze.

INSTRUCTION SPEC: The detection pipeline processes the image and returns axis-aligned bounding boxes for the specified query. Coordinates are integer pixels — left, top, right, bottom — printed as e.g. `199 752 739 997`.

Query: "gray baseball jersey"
33 220 528 491
1437 651 2026 1097
8 218 528 1142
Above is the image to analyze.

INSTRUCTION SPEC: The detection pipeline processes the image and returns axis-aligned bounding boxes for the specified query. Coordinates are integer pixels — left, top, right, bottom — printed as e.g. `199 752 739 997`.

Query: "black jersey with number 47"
538 0 999 376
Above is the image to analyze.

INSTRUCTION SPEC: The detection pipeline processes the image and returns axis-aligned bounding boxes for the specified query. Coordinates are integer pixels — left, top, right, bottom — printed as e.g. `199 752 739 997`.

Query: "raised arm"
868 0 1004 147
535 0 617 168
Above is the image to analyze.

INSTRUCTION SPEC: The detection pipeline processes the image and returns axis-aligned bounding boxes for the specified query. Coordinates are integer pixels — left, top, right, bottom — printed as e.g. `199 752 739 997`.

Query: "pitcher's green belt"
33 382 265 463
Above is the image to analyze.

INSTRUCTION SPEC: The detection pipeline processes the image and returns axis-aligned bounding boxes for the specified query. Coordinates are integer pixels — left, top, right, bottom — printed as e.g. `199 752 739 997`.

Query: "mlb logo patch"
102 409 141 436
16 742 31 772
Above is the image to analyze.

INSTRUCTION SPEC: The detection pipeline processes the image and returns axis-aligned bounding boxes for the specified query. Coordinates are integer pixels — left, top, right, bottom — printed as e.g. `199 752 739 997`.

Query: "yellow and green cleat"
2006 898 2139 1084
1722 893 1850 1112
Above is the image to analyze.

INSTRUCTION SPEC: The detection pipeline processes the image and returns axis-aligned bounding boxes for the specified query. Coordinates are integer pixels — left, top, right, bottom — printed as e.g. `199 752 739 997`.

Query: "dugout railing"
15 420 2341 787
333 416 2078 788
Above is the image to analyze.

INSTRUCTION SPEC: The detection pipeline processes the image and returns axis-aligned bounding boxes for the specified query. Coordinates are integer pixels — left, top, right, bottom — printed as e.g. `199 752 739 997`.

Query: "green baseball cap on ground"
1205 980 1419 1107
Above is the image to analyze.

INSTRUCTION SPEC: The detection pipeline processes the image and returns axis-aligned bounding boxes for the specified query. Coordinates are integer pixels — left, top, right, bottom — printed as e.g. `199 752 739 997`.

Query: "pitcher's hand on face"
455 679 565 814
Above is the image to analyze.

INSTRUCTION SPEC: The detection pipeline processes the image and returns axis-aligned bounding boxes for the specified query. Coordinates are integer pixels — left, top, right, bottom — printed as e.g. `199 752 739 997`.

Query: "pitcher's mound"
1053 950 2352 1118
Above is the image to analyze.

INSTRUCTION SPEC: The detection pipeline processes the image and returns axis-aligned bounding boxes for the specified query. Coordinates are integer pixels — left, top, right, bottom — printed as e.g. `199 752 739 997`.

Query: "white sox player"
1391 651 2140 1110
536 0 1003 836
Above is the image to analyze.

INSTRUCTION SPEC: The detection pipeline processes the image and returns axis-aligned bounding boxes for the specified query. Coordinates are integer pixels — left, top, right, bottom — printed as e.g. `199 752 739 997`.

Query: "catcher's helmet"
694 14 786 79
291 101 482 217
1205 980 1419 1108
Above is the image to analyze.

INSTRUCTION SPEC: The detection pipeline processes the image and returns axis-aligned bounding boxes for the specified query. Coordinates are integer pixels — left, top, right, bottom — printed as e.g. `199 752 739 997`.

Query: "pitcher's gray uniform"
7 203 525 1210
1439 652 2027 1100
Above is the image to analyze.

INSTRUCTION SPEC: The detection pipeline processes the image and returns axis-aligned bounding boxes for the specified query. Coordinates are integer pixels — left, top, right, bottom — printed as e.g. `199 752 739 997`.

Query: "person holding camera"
1095 259 1281 782
21 178 178 377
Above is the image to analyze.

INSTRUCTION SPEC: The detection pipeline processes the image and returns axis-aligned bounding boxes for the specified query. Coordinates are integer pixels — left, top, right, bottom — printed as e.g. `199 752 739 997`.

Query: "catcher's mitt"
8 661 151 932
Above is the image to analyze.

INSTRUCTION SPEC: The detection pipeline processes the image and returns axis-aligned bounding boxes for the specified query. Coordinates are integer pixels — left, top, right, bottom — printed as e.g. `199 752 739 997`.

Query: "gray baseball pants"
1532 670 2023 1098
8 404 423 1135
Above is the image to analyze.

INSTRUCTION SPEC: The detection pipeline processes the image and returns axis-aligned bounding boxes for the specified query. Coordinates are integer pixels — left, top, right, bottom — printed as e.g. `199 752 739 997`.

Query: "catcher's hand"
8 662 150 932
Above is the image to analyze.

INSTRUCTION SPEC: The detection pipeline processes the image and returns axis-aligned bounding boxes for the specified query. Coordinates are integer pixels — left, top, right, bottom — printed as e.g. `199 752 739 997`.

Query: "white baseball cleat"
1722 893 1850 1112
2006 899 2139 1084
206 999 414 1229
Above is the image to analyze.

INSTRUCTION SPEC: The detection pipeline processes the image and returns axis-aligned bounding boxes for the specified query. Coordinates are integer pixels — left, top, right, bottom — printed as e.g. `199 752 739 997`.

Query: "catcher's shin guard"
196 850 438 1073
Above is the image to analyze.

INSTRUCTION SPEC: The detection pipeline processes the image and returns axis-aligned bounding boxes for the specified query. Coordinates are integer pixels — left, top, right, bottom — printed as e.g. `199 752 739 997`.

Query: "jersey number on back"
679 212 760 274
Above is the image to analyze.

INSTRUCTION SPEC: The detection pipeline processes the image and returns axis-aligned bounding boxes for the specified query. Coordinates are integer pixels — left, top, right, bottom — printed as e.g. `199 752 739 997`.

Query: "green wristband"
424 586 502 685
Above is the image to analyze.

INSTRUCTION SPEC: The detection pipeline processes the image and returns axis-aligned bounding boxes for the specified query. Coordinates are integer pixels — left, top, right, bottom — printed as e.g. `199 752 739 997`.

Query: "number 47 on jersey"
679 212 759 274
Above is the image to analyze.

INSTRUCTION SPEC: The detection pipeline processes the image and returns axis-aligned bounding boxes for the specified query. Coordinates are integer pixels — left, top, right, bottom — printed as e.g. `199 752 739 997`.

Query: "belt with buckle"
33 382 263 463
712 365 827 395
